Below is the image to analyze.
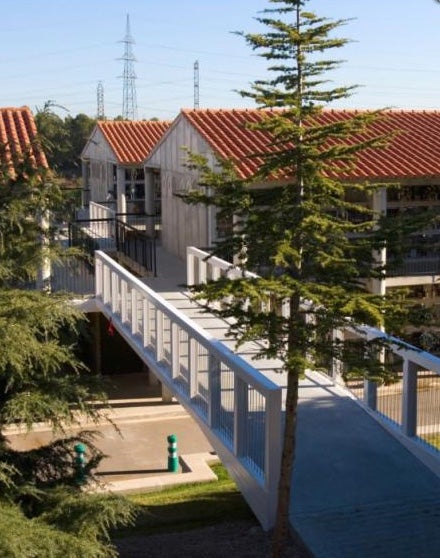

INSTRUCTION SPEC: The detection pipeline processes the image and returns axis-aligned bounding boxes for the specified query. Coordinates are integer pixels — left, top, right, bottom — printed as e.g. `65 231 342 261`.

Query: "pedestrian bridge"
84 245 440 557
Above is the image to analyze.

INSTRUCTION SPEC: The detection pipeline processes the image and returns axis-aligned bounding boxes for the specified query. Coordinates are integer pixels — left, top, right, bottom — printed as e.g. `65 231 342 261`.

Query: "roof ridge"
0 105 31 112
176 105 440 181
98 119 172 126
182 106 440 116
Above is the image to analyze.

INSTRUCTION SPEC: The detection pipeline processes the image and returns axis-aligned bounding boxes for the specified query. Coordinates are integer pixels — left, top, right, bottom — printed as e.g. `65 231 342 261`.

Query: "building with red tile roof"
0 106 48 174
93 120 171 165
175 108 440 181
81 119 171 213
146 107 440 307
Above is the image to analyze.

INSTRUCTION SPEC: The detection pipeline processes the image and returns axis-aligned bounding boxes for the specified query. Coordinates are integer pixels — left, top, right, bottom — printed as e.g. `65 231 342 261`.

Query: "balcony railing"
388 257 440 276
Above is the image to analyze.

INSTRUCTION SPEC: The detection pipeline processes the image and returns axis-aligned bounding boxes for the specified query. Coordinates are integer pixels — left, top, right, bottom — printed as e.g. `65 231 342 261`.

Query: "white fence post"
156 309 164 362
110 272 119 314
208 355 221 429
121 281 128 323
402 358 418 437
234 375 249 457
95 255 102 299
131 288 138 335
189 338 198 398
102 265 110 305
331 328 345 384
199 257 207 284
171 323 180 379
187 249 195 286
143 298 150 348
364 378 377 411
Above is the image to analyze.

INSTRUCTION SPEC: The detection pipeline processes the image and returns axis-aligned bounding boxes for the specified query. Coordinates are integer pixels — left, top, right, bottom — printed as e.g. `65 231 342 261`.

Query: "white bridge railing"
187 247 440 456
94 250 282 530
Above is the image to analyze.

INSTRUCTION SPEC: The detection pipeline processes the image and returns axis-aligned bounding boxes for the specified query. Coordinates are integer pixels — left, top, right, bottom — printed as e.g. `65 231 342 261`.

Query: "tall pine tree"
180 1 421 555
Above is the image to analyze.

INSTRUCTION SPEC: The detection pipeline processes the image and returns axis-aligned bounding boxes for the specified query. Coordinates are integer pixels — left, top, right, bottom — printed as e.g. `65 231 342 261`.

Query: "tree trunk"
271 364 300 558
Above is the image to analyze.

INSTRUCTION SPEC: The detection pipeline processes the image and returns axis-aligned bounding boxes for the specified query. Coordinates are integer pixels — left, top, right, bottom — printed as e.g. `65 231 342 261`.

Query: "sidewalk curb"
91 452 220 494
3 406 189 435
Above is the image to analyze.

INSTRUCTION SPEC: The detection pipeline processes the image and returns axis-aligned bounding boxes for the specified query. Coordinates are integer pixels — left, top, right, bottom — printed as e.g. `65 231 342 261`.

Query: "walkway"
90 249 440 558
292 373 440 557
143 246 440 558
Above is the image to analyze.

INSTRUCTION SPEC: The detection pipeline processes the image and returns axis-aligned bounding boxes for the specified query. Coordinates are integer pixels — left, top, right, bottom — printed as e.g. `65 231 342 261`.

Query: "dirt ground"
114 520 313 558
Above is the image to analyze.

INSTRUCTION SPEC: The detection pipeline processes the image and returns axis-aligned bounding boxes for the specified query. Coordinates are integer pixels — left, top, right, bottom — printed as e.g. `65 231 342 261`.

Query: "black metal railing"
69 216 157 275
114 218 157 276
33 213 159 296
69 218 116 256
47 219 117 296
116 212 161 238
387 256 440 277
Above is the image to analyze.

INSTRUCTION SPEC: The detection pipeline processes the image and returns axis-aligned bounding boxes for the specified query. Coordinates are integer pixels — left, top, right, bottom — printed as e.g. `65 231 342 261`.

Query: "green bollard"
73 442 87 486
167 434 179 473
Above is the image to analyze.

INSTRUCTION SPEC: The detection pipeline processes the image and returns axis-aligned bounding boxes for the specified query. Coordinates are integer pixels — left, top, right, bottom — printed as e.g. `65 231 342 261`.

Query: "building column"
161 384 173 403
364 188 387 408
370 187 387 297
36 210 51 292
116 166 127 220
92 313 102 375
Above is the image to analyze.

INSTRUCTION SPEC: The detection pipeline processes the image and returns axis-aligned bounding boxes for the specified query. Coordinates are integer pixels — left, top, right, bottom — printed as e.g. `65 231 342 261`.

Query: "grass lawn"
422 433 440 450
114 463 256 538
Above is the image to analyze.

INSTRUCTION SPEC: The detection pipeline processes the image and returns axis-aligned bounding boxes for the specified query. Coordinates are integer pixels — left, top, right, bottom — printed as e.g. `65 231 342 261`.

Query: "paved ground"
292 372 440 558
6 372 217 491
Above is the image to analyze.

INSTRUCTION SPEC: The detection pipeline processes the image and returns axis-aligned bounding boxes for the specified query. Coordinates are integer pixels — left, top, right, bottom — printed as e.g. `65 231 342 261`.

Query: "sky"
1 0 440 120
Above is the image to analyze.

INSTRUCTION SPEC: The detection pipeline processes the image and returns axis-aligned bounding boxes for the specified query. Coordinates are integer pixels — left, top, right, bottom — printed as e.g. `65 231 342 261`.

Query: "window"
124 166 145 200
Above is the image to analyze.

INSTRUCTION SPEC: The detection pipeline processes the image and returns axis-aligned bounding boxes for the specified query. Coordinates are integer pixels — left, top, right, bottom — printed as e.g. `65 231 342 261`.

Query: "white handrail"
357 324 440 374
187 246 440 451
94 250 282 530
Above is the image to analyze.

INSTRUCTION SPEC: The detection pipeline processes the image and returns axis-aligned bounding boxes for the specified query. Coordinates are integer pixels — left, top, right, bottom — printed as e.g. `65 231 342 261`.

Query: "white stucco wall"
82 128 118 204
146 116 218 260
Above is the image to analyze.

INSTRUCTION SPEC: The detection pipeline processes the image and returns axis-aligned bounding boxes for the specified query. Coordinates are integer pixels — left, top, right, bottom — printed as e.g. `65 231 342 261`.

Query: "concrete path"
6 373 217 493
292 372 440 558
146 246 440 558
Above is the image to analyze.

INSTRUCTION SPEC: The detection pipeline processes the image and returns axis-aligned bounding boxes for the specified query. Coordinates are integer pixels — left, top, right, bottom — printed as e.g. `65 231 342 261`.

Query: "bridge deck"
140 246 440 557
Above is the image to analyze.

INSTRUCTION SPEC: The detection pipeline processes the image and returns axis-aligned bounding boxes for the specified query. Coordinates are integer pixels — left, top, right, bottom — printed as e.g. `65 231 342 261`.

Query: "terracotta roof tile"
181 108 440 181
98 120 171 164
0 106 48 172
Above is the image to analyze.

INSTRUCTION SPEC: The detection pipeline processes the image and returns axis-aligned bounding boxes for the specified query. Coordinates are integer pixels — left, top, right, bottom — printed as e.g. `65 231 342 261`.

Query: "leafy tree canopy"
35 101 96 181
0 148 135 555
